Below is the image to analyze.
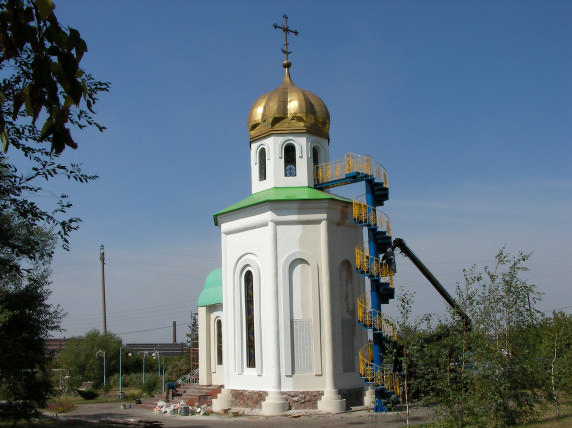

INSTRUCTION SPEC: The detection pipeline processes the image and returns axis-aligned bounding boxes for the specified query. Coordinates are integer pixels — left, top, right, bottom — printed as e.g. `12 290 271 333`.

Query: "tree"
536 311 572 418
56 330 123 390
0 0 108 406
393 289 434 427
0 223 64 405
430 247 545 427
0 0 109 154
0 0 109 264
186 311 198 349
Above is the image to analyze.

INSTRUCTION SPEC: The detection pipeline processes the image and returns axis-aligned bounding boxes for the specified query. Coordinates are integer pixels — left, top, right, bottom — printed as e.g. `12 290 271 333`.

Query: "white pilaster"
260 219 288 414
316 218 346 414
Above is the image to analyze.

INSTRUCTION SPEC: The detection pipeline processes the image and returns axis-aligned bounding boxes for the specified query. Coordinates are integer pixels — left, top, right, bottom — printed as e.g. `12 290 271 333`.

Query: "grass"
41 388 145 414
521 401 572 428
411 400 572 428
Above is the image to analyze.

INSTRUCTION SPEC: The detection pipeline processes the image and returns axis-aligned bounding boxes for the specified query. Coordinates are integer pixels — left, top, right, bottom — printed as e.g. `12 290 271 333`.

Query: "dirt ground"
43 402 435 427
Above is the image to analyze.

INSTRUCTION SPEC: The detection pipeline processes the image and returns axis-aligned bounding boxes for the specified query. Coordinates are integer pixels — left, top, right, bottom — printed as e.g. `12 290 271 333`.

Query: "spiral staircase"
315 153 398 412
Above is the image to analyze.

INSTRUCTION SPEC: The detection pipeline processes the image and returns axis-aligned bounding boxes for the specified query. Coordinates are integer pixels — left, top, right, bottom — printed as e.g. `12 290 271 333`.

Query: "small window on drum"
313 147 319 169
284 144 296 177
258 148 266 181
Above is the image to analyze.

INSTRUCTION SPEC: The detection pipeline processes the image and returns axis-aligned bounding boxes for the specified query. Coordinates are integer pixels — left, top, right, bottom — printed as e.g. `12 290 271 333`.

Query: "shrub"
142 375 162 397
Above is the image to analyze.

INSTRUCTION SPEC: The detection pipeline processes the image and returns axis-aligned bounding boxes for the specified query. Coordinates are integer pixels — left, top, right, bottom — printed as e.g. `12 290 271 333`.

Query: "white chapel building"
197 56 369 414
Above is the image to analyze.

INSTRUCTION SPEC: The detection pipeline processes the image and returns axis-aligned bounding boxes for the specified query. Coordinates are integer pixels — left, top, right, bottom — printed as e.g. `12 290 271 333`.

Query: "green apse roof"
197 268 222 307
213 187 350 226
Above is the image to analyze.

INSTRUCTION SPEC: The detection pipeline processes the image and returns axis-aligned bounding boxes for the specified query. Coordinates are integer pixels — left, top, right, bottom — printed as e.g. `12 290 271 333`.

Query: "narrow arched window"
258 148 266 181
244 270 256 368
284 144 296 177
216 318 223 365
312 147 319 170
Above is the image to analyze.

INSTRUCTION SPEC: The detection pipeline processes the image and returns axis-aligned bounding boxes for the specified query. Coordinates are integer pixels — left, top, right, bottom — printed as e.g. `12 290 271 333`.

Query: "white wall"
198 304 224 386
250 134 329 193
218 198 366 392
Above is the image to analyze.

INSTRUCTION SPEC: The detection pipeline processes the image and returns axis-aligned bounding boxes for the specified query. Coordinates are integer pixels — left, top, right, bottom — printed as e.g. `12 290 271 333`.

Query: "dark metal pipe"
392 238 471 329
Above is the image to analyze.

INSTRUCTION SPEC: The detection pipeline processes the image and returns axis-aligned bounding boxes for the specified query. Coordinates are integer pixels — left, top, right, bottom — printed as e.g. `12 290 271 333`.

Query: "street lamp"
152 351 165 393
119 346 124 399
119 347 132 399
96 349 106 386
142 351 148 385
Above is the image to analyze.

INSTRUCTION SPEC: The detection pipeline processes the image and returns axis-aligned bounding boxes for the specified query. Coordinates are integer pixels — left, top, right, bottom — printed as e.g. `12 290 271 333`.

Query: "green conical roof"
197 268 222 307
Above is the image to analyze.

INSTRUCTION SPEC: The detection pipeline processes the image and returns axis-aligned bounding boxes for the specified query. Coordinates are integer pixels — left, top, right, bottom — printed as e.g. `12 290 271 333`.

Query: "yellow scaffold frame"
314 153 389 188
355 246 395 288
359 343 400 395
352 198 392 235
357 294 397 340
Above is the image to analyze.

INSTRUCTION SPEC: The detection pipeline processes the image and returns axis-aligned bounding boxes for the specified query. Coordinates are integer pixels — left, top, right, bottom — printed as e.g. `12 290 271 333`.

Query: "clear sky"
26 1 571 343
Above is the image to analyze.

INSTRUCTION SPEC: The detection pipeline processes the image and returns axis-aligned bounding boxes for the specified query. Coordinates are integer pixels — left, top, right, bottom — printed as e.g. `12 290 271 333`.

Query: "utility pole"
100 244 107 334
172 321 176 344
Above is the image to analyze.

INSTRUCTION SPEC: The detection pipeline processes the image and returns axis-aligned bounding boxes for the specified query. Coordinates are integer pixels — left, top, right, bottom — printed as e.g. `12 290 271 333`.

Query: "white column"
197 306 211 385
212 234 232 411
317 218 346 413
261 219 289 415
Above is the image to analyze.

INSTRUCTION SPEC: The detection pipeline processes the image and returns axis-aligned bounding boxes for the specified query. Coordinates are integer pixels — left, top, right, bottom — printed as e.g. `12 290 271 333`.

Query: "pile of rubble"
153 400 212 416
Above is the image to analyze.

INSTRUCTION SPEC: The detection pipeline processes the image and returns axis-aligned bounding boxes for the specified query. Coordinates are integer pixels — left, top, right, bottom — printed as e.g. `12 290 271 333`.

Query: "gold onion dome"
247 65 330 142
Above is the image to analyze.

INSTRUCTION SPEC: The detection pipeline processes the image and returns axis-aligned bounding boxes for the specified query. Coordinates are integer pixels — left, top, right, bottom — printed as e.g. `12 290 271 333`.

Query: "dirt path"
45 403 434 427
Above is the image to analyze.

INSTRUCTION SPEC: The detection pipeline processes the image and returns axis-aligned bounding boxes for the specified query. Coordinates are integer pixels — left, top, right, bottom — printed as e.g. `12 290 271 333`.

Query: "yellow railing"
359 343 400 394
314 153 389 187
357 295 397 340
352 198 391 235
355 246 394 287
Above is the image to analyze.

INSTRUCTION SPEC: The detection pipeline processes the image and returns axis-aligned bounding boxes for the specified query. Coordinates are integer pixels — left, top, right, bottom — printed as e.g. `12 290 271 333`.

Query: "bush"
76 389 99 400
142 375 162 397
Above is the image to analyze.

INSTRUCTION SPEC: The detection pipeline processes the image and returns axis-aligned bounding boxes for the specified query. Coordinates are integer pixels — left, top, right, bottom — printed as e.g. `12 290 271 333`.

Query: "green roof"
213 187 350 226
197 268 222 307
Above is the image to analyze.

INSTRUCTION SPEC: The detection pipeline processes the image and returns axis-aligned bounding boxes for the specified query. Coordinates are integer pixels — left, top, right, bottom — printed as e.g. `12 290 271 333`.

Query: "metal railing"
359 343 400 394
352 198 391 235
176 369 199 385
355 246 394 287
357 294 397 340
314 153 388 188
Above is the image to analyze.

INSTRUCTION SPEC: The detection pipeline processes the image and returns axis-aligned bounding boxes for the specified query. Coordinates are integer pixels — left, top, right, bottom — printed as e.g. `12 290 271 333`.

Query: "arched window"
284 143 296 177
312 147 319 170
244 270 256 368
216 318 223 365
258 148 266 181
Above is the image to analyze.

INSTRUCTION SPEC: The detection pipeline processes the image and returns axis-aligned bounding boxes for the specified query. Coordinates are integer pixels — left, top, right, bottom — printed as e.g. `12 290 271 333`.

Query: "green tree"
0 0 109 154
0 0 109 265
431 247 545 427
0 0 107 407
536 311 572 418
393 289 433 426
57 330 122 389
186 311 198 348
0 223 64 405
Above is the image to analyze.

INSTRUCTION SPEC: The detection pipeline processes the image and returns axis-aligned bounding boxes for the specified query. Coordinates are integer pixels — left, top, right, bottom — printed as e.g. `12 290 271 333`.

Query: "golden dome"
247 67 330 142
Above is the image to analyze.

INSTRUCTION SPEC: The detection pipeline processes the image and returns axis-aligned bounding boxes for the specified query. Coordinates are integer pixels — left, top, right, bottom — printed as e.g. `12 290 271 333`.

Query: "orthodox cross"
273 15 298 66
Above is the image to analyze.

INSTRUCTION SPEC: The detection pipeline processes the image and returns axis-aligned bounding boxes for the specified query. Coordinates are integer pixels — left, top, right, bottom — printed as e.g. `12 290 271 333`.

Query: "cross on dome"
273 14 298 68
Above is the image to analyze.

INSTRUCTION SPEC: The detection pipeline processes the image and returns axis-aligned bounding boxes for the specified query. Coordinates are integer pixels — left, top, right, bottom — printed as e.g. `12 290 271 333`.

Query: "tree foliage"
394 247 549 427
0 0 108 406
0 224 63 405
0 0 108 265
56 329 123 390
0 0 109 154
186 311 198 348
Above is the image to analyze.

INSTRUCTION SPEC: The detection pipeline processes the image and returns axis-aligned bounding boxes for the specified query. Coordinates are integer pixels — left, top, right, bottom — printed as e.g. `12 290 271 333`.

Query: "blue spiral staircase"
314 153 397 412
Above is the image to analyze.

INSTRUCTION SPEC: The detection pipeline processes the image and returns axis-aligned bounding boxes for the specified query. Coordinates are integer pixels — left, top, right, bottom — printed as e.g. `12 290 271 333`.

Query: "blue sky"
28 1 571 342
